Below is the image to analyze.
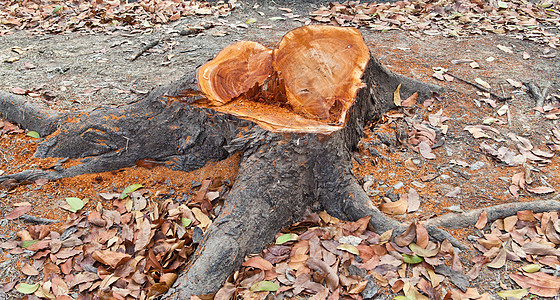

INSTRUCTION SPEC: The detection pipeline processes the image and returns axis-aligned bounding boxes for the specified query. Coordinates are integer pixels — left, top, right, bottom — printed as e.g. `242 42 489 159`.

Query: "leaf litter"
0 0 238 35
310 0 560 47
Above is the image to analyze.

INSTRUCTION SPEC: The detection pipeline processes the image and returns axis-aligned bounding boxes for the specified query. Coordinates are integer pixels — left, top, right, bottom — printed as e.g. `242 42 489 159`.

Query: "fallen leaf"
506 79 523 88
522 242 560 256
16 283 39 294
432 73 444 81
407 188 420 213
497 104 508 116
250 280 279 292
243 256 273 271
276 233 298 245
475 78 491 89
418 140 436 159
306 258 339 291
337 244 360 255
526 186 555 194
496 288 528 299
509 272 560 297
401 92 418 107
12 87 27 95
65 197 84 213
120 183 143 199
380 196 408 215
92 250 132 268
5 205 32 220
487 247 506 268
402 253 423 264
497 45 513 54
395 222 416 247
522 264 541 273
26 131 40 138
410 242 439 258
21 263 39 276
135 218 152 252
394 84 402 106
475 210 488 229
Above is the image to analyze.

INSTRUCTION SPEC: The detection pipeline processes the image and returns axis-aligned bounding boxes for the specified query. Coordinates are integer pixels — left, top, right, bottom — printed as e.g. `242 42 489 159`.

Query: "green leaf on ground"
16 282 39 294
181 218 192 227
522 264 541 273
26 131 40 138
22 240 38 248
402 253 423 264
120 184 143 199
275 233 298 245
65 197 84 212
497 288 528 299
250 280 279 292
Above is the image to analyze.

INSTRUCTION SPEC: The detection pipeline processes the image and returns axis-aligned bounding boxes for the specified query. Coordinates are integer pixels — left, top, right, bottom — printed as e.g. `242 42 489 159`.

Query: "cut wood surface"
197 41 273 105
197 25 370 134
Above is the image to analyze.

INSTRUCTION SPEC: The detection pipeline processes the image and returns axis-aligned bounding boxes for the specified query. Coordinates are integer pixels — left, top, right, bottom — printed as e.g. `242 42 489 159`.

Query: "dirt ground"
1 0 560 299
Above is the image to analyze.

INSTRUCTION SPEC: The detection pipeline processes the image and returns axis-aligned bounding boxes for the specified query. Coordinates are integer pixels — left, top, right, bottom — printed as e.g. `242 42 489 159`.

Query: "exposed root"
425 200 560 229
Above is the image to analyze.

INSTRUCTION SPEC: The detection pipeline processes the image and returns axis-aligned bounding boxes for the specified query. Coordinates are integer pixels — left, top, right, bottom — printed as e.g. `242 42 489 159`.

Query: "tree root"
425 200 560 230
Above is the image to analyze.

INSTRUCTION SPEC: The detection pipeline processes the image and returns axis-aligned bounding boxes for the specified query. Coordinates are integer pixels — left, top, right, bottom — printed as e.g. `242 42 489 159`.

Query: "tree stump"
0 25 446 297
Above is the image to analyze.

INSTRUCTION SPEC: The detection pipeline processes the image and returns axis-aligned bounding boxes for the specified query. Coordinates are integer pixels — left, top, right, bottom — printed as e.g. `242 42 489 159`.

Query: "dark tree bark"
0 26 450 298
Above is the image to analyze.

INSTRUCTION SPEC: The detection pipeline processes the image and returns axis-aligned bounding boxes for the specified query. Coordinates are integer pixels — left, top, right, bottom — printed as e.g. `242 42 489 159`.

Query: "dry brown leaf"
215 282 236 300
135 218 152 252
192 207 212 229
526 186 555 194
512 172 525 189
415 222 429 248
407 188 420 213
160 273 178 287
393 84 402 106
404 158 418 171
306 257 339 291
545 219 560 244
503 215 518 232
475 210 488 230
92 250 132 268
510 272 560 297
395 222 416 247
380 196 408 215
5 205 32 220
522 242 560 256
487 247 506 268
418 140 436 160
51 277 69 297
242 256 273 271
401 92 418 107
21 263 39 276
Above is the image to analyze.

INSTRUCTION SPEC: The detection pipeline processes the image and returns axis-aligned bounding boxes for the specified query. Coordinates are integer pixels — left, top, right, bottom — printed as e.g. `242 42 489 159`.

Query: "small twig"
525 81 551 110
19 214 60 224
445 72 512 102
130 38 162 61
179 23 214 36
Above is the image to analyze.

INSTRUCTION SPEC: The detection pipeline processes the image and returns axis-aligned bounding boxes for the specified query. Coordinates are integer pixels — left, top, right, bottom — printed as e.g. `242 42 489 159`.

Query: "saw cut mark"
197 41 273 105
196 25 371 134
273 26 369 121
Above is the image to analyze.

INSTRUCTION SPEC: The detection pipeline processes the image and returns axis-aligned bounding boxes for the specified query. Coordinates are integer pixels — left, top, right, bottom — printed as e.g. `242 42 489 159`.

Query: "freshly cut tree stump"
0 25 449 298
